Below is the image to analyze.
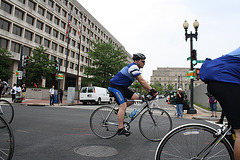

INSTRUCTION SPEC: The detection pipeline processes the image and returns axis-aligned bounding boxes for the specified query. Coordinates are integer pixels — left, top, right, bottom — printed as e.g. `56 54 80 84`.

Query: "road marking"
17 130 29 133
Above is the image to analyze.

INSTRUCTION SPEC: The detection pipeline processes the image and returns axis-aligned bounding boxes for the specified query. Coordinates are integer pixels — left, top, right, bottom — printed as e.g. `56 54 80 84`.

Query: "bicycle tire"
90 106 118 139
139 108 172 142
0 116 14 160
0 99 14 124
155 123 234 160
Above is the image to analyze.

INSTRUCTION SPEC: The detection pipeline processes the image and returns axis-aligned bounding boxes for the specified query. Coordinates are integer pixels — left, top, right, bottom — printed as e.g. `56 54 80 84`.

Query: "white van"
79 86 112 105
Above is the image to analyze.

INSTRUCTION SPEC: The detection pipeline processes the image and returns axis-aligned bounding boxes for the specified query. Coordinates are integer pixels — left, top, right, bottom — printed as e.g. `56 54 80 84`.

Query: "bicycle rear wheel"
155 123 234 160
0 116 14 160
139 108 172 142
90 106 118 139
0 99 14 124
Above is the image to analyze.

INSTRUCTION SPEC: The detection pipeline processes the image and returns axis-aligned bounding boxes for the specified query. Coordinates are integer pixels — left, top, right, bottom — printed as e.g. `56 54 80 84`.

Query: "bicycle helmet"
132 53 146 61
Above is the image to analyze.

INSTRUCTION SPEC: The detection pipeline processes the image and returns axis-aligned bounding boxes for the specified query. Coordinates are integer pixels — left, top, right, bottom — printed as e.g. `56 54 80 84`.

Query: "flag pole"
77 20 82 103
65 10 71 74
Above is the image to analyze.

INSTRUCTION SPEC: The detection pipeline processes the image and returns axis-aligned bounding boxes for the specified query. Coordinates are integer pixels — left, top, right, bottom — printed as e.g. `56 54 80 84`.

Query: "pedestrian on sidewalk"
58 89 63 104
176 88 184 118
11 84 17 102
49 85 55 106
208 95 217 117
22 83 26 101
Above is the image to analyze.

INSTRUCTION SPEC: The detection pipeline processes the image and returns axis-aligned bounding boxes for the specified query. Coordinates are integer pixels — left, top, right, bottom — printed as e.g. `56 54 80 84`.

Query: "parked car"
79 86 112 105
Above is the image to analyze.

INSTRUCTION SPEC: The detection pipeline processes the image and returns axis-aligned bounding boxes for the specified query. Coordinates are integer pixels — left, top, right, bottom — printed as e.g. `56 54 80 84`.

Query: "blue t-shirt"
200 47 240 85
110 62 141 88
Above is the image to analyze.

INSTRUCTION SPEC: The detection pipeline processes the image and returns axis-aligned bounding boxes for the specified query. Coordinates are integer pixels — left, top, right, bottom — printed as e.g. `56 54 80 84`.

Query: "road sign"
197 60 204 63
186 71 196 79
16 71 19 77
57 73 64 79
18 71 23 80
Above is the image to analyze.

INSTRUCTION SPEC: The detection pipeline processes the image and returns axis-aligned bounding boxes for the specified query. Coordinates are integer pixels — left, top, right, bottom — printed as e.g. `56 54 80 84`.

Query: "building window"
75 64 78 71
61 21 66 29
35 34 42 44
76 53 79 60
28 0 36 10
70 62 74 69
74 8 78 15
52 42 57 51
1 0 12 14
59 46 63 53
15 8 24 20
53 29 58 38
12 24 22 36
23 46 31 56
38 6 45 16
71 40 75 47
62 9 67 17
48 0 54 8
55 4 60 13
69 3 73 10
63 0 68 6
60 33 65 41
0 37 8 49
70 51 75 58
44 39 50 48
72 29 76 36
45 25 51 34
18 0 25 4
54 17 59 25
26 14 34 25
24 30 33 41
0 18 10 31
36 20 43 30
11 41 21 53
46 12 53 21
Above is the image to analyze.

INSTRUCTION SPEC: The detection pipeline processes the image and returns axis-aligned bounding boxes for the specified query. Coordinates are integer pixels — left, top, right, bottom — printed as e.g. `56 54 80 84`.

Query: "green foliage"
24 45 56 86
150 82 163 94
84 41 128 88
0 48 13 80
130 81 144 94
165 84 174 96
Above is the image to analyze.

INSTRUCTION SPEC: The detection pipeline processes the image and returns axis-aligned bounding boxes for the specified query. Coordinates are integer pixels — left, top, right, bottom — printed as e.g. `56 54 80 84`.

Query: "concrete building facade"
0 0 132 89
150 67 203 91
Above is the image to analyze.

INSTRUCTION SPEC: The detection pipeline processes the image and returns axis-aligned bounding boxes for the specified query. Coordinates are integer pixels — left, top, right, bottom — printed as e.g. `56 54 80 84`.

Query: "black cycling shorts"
108 84 134 105
208 81 240 129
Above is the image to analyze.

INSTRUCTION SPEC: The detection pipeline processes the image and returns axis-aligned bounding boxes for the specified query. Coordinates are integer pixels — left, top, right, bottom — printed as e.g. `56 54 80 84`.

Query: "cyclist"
200 47 240 160
109 53 158 136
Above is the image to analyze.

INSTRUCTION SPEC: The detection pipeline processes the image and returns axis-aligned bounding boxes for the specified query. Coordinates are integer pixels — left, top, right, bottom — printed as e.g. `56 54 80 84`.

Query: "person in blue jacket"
109 53 157 136
200 47 240 160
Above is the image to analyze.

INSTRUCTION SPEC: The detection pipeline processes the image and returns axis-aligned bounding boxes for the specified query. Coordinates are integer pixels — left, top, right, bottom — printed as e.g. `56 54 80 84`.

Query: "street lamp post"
183 20 199 114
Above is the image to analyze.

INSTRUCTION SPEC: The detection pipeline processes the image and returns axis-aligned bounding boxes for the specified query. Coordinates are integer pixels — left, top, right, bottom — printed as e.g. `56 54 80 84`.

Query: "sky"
78 0 240 82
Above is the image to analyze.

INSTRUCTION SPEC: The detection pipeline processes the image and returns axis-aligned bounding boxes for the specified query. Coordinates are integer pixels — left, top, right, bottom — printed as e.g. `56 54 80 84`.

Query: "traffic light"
191 49 197 66
55 60 58 71
195 68 200 80
23 56 29 68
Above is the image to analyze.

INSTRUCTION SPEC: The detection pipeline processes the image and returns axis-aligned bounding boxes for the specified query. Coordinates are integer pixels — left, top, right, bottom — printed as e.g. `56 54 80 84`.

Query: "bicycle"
0 115 15 160
155 123 235 160
0 99 14 124
90 95 172 141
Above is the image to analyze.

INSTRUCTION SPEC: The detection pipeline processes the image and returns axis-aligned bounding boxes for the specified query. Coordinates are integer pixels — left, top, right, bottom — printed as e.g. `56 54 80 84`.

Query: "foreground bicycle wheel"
155 123 234 160
90 106 118 139
0 99 14 124
0 116 14 160
139 108 172 142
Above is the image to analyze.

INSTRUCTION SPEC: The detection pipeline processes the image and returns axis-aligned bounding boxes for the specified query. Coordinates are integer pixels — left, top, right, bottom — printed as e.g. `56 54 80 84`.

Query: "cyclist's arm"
136 74 152 92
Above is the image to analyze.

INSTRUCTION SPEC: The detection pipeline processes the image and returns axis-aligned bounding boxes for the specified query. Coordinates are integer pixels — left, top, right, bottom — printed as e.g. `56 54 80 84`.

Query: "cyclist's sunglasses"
141 61 145 63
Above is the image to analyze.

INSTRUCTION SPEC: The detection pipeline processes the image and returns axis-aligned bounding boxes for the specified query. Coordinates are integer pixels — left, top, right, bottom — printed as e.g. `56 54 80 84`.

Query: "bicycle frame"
104 99 154 126
197 125 233 159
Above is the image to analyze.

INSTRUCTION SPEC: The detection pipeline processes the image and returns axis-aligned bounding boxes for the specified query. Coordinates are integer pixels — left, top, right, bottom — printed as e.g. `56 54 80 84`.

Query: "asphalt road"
9 99 217 160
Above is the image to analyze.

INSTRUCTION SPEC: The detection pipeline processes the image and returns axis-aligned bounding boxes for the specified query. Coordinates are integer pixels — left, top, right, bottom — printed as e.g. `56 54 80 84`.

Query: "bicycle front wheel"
155 123 234 160
139 108 172 142
90 106 118 139
0 99 14 124
0 116 14 160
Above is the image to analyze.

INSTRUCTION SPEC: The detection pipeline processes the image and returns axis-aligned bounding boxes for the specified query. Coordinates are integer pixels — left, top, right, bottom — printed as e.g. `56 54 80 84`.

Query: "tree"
0 48 13 80
24 45 56 87
150 82 163 94
84 41 128 88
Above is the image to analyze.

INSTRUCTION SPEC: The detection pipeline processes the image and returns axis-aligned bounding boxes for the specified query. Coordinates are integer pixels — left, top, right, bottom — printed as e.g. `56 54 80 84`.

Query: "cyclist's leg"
234 129 240 160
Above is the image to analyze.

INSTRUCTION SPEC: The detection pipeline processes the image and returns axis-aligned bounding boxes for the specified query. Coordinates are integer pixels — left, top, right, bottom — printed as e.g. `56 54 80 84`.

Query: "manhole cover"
74 146 119 157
